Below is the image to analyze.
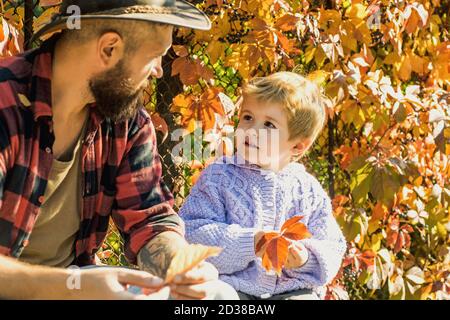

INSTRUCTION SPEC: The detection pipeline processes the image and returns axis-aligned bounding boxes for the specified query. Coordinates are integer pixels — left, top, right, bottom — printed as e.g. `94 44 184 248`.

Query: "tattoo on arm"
137 231 187 278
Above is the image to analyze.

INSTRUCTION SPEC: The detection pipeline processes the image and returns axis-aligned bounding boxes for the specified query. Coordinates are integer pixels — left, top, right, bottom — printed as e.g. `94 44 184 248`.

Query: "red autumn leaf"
261 235 290 275
343 247 376 272
387 218 414 253
256 217 311 275
359 250 376 270
255 231 279 253
332 195 350 217
150 112 169 142
172 45 188 57
281 216 312 241
171 56 214 86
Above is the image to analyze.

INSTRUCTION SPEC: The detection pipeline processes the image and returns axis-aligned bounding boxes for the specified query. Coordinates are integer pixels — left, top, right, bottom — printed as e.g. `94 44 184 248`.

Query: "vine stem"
368 121 397 156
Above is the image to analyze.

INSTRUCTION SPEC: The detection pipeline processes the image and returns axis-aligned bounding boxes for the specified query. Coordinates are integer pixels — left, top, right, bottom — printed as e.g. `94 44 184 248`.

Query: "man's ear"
96 32 125 68
292 138 312 158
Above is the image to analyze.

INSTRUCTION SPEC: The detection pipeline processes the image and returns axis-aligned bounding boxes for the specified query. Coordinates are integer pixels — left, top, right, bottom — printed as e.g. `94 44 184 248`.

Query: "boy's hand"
285 241 309 270
254 230 267 257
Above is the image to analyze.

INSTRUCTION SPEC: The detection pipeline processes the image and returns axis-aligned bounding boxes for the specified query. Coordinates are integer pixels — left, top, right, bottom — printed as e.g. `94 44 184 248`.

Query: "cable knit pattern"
179 155 347 298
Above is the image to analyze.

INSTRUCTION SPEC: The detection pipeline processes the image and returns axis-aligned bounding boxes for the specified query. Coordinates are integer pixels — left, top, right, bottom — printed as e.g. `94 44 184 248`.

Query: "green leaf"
350 164 374 204
370 168 400 206
343 211 369 242
347 156 367 173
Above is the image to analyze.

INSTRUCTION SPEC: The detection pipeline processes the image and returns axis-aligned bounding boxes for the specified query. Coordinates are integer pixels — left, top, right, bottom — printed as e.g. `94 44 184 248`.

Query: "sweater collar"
218 154 305 178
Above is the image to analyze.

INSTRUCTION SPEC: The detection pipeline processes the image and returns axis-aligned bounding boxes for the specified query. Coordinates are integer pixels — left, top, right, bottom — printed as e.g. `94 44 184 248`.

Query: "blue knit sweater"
179 155 347 298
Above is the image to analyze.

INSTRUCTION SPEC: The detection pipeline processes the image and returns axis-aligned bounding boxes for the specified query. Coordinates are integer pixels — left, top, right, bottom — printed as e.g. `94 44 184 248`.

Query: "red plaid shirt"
0 36 184 266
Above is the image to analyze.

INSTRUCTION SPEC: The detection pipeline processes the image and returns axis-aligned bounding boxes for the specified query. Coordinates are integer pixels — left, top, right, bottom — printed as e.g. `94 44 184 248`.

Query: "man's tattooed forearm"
137 232 186 278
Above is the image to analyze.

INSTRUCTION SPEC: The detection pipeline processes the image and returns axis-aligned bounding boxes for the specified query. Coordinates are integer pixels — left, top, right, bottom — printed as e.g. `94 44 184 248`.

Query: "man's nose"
150 58 163 79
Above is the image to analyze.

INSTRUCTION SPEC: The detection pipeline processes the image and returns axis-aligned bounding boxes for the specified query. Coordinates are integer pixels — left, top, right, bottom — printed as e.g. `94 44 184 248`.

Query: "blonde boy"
179 72 346 300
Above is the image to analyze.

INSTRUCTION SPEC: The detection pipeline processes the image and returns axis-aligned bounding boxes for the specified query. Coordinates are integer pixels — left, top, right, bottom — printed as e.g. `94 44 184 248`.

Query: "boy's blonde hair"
243 71 326 143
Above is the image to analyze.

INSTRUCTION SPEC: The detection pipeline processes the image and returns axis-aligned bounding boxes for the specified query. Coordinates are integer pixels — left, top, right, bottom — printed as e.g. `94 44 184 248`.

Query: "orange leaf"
171 56 213 86
0 20 4 44
189 159 204 170
171 88 227 132
261 236 290 275
281 216 312 241
274 14 299 32
171 57 199 85
40 0 62 6
172 45 188 57
403 4 428 34
257 217 312 274
371 202 388 223
190 170 202 185
255 231 279 253
165 244 222 284
150 112 169 142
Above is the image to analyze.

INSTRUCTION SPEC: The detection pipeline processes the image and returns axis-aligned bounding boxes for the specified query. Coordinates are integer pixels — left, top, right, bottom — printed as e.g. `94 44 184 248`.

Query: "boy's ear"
292 139 312 157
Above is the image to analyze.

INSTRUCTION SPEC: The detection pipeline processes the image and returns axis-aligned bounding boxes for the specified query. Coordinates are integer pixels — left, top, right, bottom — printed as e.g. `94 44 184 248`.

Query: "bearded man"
0 0 237 300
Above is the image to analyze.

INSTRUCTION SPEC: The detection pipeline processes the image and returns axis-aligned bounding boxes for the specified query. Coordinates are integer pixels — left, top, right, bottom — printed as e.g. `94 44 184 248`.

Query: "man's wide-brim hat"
31 0 211 42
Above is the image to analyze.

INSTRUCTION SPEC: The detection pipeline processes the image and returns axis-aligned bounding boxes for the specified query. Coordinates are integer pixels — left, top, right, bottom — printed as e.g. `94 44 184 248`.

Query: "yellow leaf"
165 244 222 284
314 46 327 67
33 7 60 33
304 44 316 64
398 54 412 81
346 4 368 20
206 41 225 64
319 9 341 34
340 21 358 52
307 70 331 85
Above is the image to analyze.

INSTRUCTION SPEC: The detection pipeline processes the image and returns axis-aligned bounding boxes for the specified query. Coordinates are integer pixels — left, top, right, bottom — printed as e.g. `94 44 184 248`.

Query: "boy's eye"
243 115 253 121
264 121 277 129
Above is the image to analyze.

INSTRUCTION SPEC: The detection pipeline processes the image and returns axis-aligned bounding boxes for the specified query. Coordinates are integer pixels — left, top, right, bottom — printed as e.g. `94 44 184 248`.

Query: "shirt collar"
28 36 55 121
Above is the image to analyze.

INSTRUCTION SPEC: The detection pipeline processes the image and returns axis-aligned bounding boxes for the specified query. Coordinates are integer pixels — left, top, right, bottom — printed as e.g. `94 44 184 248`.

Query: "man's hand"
285 241 309 270
0 255 170 300
169 261 219 300
137 232 221 300
68 268 170 300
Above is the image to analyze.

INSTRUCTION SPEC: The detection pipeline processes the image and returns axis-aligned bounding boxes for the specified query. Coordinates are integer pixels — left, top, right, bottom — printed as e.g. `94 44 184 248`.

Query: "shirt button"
45 147 52 154
266 201 274 207
23 240 29 247
38 196 45 204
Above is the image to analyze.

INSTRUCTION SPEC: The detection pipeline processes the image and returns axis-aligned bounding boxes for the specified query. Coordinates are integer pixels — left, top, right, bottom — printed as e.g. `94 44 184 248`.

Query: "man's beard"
89 59 145 123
